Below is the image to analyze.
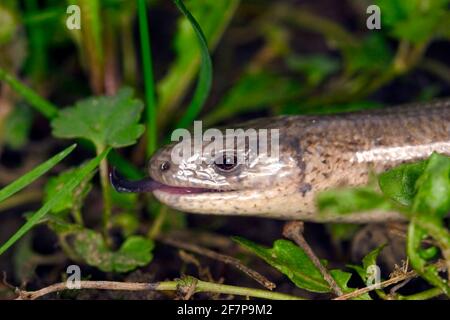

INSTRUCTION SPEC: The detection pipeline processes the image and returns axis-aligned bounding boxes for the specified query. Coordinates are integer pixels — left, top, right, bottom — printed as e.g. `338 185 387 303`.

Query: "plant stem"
148 205 168 239
283 221 343 296
120 7 138 87
17 277 304 300
97 146 112 235
24 0 47 82
72 207 84 226
420 58 450 85
137 0 157 157
407 219 450 297
78 0 104 94
413 215 450 281
279 6 357 50
58 235 82 263
397 287 445 300
191 279 302 300
159 236 276 290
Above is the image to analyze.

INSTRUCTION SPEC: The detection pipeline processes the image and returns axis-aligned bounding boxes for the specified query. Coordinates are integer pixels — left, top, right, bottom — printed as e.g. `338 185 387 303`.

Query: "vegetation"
0 0 449 300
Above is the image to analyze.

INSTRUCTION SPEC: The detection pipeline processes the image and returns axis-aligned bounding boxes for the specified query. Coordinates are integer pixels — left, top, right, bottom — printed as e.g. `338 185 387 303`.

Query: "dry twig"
283 221 344 296
335 260 446 300
158 236 276 290
14 278 302 300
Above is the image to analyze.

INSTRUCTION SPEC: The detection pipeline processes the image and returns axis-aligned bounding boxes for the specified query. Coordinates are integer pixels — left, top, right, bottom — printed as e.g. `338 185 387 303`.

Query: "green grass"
0 67 58 119
173 0 213 129
0 145 112 256
137 0 158 156
0 144 76 203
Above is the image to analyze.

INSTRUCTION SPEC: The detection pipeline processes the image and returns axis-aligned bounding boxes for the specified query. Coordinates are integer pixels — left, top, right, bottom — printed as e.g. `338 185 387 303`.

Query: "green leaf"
4 103 33 150
51 87 144 149
73 230 154 273
233 236 365 297
340 153 450 218
379 159 427 206
330 270 370 299
111 189 138 211
0 147 109 256
0 144 76 203
47 217 84 235
0 58 143 181
157 0 239 125
43 167 93 215
234 237 330 292
412 153 450 219
317 187 394 216
348 245 386 282
344 34 392 74
376 0 450 43
362 245 385 271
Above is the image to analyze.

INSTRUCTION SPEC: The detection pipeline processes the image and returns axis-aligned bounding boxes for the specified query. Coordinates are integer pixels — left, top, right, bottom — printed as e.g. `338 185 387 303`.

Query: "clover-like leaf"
51 87 145 149
73 229 154 273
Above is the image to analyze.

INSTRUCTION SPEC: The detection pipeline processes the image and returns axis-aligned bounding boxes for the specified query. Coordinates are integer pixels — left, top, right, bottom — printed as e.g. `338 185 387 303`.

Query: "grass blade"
137 0 158 156
173 0 213 129
0 67 58 118
0 144 77 203
24 0 48 81
0 147 111 256
157 0 238 128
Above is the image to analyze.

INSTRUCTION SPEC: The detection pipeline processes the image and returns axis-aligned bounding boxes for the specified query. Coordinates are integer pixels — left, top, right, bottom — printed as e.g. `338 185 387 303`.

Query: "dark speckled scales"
281 100 450 192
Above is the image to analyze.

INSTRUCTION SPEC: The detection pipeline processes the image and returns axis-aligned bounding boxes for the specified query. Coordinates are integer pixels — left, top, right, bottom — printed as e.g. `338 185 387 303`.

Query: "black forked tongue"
109 167 160 193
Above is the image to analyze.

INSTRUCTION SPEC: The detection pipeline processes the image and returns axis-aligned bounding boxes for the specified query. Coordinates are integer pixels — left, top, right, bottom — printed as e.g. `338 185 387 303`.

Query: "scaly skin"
113 99 450 223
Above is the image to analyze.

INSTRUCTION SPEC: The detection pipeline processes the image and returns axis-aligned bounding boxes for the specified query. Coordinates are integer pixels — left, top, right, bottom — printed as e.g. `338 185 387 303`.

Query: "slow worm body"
111 99 450 223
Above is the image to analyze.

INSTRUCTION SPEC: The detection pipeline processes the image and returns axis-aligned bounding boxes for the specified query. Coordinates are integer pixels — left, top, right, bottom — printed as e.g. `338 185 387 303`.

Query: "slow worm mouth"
109 167 214 195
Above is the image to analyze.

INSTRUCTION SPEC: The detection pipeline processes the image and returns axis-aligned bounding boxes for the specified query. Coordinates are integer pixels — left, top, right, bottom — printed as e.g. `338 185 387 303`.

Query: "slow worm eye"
214 154 238 172
160 161 171 172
